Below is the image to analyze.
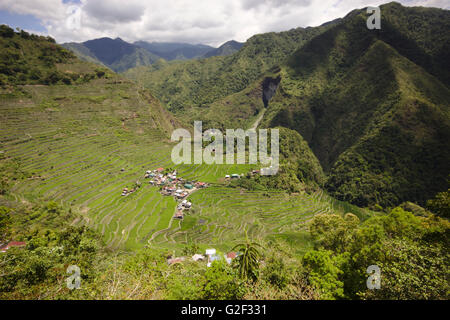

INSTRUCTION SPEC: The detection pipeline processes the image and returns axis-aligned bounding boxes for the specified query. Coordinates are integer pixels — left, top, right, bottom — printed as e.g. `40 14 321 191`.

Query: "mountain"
1 4 449 300
123 21 336 118
63 38 234 72
124 2 450 209
260 2 450 207
62 37 162 73
0 24 344 263
60 42 106 67
203 40 244 58
134 41 214 60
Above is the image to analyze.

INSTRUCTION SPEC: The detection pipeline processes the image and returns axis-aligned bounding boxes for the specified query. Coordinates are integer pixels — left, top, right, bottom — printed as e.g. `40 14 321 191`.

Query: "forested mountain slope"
261 2 450 207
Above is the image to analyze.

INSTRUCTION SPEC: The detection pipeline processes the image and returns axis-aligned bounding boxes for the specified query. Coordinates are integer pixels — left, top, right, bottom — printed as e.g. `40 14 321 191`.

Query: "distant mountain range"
62 38 244 72
203 40 244 58
133 41 214 60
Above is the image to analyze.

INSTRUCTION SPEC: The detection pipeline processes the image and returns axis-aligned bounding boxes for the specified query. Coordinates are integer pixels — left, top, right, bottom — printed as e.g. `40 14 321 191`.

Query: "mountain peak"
203 40 244 58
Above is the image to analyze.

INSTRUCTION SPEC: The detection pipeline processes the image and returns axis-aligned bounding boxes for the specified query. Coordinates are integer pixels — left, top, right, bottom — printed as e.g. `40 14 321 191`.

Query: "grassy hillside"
0 79 339 251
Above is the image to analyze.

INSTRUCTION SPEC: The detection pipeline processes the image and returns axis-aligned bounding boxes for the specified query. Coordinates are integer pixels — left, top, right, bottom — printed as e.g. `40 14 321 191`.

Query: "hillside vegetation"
263 2 450 207
0 25 79 86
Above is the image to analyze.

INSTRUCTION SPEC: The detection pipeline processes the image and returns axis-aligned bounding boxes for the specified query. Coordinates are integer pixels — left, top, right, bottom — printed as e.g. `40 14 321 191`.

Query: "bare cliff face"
262 76 281 108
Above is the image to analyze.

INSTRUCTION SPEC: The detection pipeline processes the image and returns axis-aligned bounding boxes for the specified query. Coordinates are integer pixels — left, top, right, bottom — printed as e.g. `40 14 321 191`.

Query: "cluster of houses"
167 248 239 267
144 168 209 220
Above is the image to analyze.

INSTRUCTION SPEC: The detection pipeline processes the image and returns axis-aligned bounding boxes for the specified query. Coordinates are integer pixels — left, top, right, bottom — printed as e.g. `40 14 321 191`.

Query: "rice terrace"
0 1 449 302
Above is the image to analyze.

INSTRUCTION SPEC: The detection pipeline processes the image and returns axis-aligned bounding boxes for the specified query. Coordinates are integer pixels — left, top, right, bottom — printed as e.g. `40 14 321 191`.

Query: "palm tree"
232 231 262 281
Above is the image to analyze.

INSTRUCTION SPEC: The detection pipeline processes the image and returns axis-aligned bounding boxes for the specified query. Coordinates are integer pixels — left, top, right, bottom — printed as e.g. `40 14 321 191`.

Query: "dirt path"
251 109 266 130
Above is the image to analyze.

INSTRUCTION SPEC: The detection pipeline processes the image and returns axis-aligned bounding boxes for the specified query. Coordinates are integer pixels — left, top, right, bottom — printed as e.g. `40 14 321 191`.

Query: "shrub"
202 261 245 299
0 25 14 38
263 256 290 289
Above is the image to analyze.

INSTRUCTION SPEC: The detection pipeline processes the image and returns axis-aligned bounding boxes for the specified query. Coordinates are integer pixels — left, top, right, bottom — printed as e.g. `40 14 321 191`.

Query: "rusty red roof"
0 241 26 252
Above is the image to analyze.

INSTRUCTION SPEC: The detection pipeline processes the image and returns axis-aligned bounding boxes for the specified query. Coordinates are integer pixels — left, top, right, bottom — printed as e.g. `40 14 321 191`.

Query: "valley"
0 2 448 301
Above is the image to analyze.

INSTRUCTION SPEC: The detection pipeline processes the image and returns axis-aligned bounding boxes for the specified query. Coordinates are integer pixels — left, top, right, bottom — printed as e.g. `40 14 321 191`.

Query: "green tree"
309 213 359 252
181 241 200 256
263 255 290 289
0 25 14 38
232 233 262 281
427 189 450 218
359 239 449 300
203 260 244 300
302 249 345 300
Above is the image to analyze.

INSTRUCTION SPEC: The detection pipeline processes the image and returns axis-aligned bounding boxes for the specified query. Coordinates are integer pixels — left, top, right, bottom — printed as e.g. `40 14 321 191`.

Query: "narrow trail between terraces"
251 109 265 130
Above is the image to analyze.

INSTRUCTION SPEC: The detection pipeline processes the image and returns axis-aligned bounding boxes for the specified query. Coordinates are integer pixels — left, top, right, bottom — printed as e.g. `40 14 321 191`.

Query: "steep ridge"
262 2 450 207
203 40 244 58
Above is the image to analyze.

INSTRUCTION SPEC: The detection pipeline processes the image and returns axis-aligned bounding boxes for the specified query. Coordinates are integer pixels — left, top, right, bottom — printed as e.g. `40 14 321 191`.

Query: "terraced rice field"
0 79 257 250
0 77 369 252
151 187 339 254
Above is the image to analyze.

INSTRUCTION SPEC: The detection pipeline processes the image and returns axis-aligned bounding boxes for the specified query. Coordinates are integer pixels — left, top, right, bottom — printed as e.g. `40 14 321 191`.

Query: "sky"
0 0 448 46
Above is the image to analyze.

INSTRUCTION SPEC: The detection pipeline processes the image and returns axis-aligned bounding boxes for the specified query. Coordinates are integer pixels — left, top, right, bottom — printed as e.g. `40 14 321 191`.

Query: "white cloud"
0 0 66 21
83 0 145 23
0 0 448 46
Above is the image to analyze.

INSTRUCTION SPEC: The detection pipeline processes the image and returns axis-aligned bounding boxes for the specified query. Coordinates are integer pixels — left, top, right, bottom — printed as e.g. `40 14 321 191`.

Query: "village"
120 167 212 220
148 167 210 220
120 167 267 220
121 168 270 220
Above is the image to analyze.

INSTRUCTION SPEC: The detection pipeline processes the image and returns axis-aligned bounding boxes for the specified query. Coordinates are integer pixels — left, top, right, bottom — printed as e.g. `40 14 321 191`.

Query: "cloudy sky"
0 0 448 46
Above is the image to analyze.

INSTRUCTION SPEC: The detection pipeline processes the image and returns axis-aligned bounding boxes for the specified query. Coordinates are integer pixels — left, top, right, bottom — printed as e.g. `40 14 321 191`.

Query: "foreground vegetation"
1 198 448 300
